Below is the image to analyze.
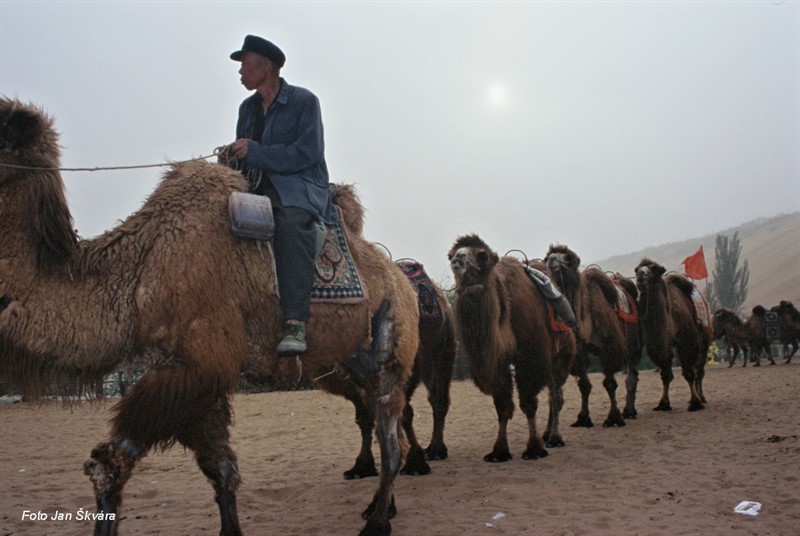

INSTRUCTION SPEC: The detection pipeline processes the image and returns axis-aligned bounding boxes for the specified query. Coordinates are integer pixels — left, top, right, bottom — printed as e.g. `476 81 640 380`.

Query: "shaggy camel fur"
635 259 712 412
545 245 641 427
745 305 776 366
448 235 575 462
713 308 753 367
0 98 419 536
318 279 456 479
772 300 800 363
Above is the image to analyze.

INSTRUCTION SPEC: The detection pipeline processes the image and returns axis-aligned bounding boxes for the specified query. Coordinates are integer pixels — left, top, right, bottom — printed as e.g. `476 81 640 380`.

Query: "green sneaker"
277 321 307 356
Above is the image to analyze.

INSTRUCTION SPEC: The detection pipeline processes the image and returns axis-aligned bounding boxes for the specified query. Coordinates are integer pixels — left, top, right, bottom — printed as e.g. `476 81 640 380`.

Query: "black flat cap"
230 35 286 67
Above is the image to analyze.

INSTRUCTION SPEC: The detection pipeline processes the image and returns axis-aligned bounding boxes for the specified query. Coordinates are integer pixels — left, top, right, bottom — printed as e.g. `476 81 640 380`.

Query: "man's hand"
230 138 250 159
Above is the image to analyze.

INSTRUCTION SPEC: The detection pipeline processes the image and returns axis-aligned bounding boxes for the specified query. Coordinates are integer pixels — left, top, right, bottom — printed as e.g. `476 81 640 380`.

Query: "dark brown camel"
771 300 800 363
545 245 641 427
318 268 456 479
0 98 419 536
713 308 752 367
745 305 776 366
448 235 576 462
634 259 712 412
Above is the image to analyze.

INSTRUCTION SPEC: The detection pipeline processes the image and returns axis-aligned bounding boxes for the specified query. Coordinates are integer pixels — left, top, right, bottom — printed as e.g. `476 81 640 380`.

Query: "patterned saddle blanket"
310 217 367 303
395 261 444 325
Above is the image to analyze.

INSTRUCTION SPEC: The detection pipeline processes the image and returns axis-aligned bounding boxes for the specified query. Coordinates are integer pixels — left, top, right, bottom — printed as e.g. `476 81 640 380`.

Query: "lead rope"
0 147 226 173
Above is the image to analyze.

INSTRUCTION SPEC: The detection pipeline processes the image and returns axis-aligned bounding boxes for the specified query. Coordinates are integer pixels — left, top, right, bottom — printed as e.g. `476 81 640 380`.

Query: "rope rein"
0 146 228 173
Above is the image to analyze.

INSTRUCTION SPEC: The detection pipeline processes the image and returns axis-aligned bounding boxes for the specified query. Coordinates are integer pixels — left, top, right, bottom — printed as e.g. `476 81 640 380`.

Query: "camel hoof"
399 462 431 476
603 417 626 428
622 408 637 420
361 495 396 521
359 520 392 536
545 437 565 448
570 414 594 428
343 466 378 480
483 451 512 463
522 447 549 460
400 446 431 476
424 444 448 461
688 401 705 412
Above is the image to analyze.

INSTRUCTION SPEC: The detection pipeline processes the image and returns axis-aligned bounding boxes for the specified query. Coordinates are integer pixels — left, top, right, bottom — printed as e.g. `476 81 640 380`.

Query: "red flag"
681 246 708 280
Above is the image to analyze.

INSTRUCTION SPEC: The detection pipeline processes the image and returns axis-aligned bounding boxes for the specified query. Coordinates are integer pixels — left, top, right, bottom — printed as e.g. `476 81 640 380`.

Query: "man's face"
238 52 271 90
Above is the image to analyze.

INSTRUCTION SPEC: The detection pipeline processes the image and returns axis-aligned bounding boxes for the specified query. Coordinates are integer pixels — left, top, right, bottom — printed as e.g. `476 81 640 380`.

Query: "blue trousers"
256 180 317 322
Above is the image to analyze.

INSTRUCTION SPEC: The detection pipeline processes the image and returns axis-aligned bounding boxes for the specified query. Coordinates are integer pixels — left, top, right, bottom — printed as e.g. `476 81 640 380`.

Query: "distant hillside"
590 212 800 313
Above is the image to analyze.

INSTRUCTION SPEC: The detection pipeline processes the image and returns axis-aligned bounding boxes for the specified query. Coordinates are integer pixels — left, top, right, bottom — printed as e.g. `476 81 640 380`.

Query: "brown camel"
448 235 576 462
318 268 456 479
0 98 419 536
634 259 712 412
713 308 752 367
545 245 641 427
745 305 776 366
771 300 800 363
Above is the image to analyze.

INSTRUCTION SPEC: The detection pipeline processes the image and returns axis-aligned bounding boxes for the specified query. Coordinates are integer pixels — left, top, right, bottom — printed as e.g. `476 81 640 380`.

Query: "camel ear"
653 264 666 277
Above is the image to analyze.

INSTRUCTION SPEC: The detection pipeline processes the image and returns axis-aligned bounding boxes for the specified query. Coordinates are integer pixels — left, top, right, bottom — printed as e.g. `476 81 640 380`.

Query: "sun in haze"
487 82 507 108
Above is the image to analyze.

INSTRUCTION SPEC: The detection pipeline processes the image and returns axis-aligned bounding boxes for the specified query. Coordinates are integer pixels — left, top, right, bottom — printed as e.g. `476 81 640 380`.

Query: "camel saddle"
689 287 712 329
524 265 577 333
612 280 639 324
395 261 444 325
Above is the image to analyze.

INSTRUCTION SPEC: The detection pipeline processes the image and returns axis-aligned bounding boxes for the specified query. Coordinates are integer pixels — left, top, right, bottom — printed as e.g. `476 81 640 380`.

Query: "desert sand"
1 360 798 536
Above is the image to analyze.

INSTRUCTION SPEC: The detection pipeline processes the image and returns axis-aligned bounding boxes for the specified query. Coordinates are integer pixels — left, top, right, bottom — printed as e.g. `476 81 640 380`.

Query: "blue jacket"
234 79 335 224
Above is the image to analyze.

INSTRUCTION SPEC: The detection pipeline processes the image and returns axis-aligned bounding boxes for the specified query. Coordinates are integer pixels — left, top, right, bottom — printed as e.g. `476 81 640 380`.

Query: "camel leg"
695 363 707 405
683 369 704 411
767 346 776 365
622 362 639 419
84 437 146 536
571 352 594 428
785 342 798 364
602 374 626 427
653 363 673 411
513 363 549 460
360 387 404 535
177 395 242 536
347 397 380 479
423 342 453 461
350 299 404 536
424 381 450 460
399 386 431 475
543 378 566 448
484 369 514 462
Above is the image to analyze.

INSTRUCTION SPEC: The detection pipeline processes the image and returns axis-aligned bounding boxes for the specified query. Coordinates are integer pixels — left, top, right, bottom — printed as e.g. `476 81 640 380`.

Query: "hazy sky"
2 1 798 283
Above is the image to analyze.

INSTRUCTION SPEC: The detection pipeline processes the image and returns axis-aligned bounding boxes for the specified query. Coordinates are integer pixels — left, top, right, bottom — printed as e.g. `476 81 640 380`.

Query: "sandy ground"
1 360 798 536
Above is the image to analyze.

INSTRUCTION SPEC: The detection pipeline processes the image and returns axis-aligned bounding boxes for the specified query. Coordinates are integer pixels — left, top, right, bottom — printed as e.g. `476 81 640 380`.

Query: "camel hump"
665 273 695 297
329 183 365 236
584 268 617 304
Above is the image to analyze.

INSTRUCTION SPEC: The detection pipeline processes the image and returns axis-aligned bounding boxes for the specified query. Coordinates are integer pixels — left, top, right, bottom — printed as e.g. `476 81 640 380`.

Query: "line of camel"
1 98 797 536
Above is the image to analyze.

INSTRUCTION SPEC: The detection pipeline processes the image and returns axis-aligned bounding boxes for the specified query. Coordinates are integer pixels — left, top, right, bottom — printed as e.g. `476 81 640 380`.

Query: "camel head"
634 258 666 292
448 234 499 287
0 98 61 178
0 98 78 271
545 244 581 289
